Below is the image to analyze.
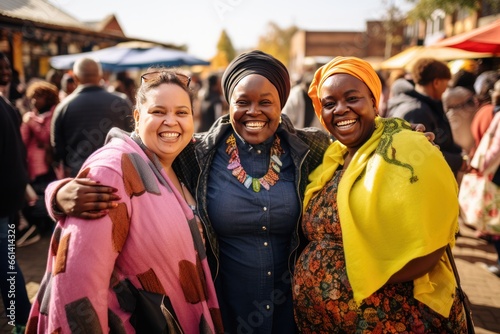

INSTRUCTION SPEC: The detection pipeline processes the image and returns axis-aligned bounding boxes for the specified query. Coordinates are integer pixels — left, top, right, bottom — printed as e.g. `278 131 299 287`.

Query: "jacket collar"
407 89 444 113
72 84 105 94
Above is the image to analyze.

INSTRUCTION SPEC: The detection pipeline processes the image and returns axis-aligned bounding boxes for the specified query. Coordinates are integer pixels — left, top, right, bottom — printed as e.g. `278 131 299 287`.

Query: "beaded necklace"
226 133 284 192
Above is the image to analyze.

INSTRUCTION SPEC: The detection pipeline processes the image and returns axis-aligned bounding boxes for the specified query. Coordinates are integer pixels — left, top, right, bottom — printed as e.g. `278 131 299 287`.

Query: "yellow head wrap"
308 56 382 128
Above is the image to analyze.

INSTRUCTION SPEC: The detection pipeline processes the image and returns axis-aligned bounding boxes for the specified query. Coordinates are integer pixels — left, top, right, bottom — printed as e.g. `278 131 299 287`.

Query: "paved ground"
452 226 500 334
0 224 499 333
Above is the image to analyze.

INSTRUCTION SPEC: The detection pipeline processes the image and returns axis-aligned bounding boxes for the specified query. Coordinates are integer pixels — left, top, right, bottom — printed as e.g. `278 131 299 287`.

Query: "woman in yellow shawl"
292 57 469 333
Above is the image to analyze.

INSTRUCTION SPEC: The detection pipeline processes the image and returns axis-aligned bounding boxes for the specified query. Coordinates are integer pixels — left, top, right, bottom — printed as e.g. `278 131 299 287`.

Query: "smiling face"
229 74 281 145
134 83 194 168
320 74 377 154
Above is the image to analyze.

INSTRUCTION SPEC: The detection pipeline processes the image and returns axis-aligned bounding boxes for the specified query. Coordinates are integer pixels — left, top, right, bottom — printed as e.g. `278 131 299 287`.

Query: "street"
1 224 499 334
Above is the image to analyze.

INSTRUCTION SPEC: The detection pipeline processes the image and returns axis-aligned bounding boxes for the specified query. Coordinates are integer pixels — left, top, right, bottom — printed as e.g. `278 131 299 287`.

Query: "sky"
48 0 412 60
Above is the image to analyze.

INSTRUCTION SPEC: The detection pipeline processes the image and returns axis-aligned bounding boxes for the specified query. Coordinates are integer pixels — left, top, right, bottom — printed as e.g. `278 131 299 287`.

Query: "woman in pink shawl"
26 70 223 333
19 80 60 244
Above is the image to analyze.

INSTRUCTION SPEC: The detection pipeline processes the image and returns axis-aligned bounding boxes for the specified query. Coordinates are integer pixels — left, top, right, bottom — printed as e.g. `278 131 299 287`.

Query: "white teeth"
337 119 356 127
246 121 265 129
159 132 179 138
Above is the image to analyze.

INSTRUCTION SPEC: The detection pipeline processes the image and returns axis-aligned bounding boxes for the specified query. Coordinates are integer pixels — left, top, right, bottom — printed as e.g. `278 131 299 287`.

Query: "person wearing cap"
293 56 468 332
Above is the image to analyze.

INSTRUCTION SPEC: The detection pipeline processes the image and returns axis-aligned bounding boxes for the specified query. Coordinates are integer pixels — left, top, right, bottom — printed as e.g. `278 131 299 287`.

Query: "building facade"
0 0 179 81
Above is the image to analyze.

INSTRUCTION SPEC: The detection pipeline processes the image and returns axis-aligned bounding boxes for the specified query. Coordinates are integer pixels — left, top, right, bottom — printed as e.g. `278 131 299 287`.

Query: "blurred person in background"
387 76 414 101
471 79 500 277
109 71 137 106
0 51 32 334
45 69 63 91
51 57 134 177
197 72 226 132
58 72 77 101
443 86 478 158
282 71 324 130
470 70 500 148
0 57 25 113
387 58 464 177
18 80 61 247
385 69 408 100
449 69 477 95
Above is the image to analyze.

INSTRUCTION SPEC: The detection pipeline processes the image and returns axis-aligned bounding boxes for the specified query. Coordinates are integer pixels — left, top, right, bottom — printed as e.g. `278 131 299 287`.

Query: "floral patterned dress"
293 170 467 334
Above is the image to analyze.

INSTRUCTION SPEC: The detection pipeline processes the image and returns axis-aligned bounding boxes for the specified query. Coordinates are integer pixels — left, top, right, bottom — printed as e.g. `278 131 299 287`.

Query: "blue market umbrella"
118 46 210 68
49 42 210 70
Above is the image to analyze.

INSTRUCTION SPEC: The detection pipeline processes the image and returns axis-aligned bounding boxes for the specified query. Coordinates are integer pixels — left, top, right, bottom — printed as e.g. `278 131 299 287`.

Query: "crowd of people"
385 63 500 278
1 45 499 333
379 60 500 279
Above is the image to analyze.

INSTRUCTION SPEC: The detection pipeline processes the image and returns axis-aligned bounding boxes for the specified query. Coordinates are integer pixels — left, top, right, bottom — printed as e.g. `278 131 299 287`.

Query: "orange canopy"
379 46 491 71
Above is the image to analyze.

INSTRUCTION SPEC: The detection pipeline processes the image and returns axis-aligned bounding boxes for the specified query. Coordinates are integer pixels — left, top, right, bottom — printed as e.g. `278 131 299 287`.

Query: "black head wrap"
221 50 291 109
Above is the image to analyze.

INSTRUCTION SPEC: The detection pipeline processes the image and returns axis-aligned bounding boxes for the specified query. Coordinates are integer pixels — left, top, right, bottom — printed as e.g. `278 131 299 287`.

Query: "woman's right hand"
56 176 120 220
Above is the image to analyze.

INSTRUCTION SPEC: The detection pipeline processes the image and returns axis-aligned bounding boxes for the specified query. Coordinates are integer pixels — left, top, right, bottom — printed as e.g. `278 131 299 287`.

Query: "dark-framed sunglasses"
140 71 191 88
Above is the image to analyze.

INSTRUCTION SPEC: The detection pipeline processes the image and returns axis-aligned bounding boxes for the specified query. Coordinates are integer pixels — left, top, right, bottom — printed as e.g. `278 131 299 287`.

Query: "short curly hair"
411 58 451 86
26 80 59 107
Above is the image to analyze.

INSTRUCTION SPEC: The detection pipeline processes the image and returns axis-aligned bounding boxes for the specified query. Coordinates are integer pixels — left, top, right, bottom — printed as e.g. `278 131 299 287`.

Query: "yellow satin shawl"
304 117 459 317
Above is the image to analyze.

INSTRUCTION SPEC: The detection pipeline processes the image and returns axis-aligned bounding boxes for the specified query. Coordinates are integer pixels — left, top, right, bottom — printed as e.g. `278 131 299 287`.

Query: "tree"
211 29 236 70
257 22 298 67
405 0 478 20
382 0 406 58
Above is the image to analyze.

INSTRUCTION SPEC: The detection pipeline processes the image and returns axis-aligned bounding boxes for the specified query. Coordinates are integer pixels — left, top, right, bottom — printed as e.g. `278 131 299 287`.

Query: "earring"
279 116 282 124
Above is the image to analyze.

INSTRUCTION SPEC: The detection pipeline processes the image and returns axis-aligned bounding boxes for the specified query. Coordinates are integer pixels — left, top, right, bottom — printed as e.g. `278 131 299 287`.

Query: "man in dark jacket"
198 73 225 132
387 58 464 176
51 57 134 177
0 53 32 332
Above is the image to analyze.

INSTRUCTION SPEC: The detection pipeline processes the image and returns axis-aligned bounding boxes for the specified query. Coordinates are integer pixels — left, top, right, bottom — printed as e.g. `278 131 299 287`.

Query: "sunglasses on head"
140 71 191 88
